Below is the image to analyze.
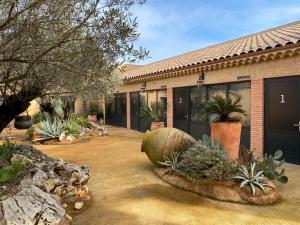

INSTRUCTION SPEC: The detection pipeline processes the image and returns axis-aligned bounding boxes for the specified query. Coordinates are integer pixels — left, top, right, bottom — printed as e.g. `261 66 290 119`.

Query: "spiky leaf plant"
233 163 275 196
157 151 181 172
35 117 65 140
202 95 246 122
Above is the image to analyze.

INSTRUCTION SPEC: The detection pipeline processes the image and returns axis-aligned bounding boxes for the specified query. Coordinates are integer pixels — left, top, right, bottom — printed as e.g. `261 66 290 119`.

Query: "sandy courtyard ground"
26 127 300 225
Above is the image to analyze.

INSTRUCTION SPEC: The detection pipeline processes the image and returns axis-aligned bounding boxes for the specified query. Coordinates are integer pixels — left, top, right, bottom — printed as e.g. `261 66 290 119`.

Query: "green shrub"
0 161 23 183
0 138 16 161
87 103 99 115
176 135 236 182
64 121 81 136
70 114 89 127
32 111 50 124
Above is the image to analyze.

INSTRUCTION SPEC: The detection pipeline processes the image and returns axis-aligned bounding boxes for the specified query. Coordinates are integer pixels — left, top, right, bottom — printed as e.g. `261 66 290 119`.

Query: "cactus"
256 150 288 184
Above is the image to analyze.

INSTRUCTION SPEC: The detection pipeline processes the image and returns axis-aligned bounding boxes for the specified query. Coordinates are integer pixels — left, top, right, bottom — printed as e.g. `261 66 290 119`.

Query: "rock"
59 132 66 141
87 122 109 136
65 214 72 222
1 144 91 224
54 185 64 196
141 128 196 165
32 168 48 188
11 154 33 165
154 167 279 205
74 202 83 210
65 135 75 142
1 185 68 225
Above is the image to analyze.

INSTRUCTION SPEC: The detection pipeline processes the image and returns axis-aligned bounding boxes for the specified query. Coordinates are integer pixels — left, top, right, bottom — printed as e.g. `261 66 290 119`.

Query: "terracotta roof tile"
124 20 300 79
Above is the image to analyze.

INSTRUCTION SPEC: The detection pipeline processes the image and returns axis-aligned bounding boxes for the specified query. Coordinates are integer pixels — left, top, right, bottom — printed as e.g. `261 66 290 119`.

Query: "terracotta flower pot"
150 121 165 131
88 115 97 122
211 122 242 160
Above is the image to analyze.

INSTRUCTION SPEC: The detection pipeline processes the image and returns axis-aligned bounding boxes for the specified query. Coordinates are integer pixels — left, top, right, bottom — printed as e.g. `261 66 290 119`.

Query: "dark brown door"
130 92 139 130
173 87 189 133
265 77 300 164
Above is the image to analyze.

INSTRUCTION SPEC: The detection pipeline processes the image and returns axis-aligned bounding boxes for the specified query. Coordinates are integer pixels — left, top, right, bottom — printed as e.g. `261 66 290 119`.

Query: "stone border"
154 167 279 205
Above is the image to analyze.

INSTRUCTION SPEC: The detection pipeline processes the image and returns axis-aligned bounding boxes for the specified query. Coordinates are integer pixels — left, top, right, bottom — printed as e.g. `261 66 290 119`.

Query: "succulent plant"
202 95 246 122
35 117 65 140
157 151 181 172
233 163 275 196
256 150 288 184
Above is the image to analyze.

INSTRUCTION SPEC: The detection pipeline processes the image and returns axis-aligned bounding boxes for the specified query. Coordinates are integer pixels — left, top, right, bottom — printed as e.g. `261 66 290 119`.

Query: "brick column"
250 79 264 157
126 92 131 129
167 88 173 128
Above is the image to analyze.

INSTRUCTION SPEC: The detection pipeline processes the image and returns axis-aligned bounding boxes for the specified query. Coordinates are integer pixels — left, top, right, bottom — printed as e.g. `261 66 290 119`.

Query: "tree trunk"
0 88 42 133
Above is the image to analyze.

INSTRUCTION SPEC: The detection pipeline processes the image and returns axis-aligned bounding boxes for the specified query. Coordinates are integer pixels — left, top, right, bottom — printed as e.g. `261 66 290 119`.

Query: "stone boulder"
154 167 279 205
0 186 67 225
0 144 91 225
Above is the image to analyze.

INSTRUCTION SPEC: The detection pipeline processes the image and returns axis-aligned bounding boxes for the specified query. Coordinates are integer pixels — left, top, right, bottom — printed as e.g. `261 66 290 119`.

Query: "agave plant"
35 117 65 140
202 95 246 122
233 163 275 196
157 151 181 172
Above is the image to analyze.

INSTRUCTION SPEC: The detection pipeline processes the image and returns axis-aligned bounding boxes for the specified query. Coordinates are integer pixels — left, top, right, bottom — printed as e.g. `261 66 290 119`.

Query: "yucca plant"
35 117 65 140
202 95 246 122
157 151 181 172
233 163 275 196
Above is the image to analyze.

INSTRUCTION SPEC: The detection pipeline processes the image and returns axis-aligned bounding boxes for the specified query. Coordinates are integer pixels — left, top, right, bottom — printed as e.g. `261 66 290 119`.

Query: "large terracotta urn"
211 122 242 160
150 121 164 131
141 128 196 165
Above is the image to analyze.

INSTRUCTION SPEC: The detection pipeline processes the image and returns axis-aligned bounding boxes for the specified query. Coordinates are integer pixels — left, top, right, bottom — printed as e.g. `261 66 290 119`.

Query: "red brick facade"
126 92 131 129
167 88 173 128
250 79 264 157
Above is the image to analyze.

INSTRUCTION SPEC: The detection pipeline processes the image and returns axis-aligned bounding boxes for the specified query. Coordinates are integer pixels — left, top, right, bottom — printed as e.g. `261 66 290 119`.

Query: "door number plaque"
280 95 285 104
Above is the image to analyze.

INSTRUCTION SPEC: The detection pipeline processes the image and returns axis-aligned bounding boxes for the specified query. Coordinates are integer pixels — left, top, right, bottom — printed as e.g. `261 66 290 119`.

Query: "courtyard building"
106 20 300 165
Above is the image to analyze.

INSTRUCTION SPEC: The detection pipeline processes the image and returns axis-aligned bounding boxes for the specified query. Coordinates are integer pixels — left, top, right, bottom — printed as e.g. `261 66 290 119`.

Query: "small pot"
150 121 165 131
14 115 32 129
211 122 242 160
88 114 97 122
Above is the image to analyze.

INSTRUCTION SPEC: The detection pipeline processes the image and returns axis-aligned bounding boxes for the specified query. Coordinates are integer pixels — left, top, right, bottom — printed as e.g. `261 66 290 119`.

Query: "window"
207 84 227 99
229 82 251 127
190 87 206 122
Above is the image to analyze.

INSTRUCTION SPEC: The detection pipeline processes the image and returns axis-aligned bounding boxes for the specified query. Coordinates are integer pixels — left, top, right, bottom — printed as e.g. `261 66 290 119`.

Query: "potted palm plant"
202 95 246 160
87 103 98 122
140 102 164 131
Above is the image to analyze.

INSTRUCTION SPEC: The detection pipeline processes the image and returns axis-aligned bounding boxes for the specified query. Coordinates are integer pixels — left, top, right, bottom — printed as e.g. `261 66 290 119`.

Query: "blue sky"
132 0 300 64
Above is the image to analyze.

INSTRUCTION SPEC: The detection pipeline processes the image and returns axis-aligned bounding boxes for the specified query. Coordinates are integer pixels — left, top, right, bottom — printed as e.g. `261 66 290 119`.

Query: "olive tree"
0 0 147 132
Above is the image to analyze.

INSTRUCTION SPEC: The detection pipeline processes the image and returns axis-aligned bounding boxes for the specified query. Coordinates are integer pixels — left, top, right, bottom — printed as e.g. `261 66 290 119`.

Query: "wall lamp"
140 82 146 92
197 70 205 87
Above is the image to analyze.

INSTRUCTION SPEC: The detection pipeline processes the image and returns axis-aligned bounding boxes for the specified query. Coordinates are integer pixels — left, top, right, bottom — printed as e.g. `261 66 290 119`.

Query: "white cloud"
131 1 300 64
